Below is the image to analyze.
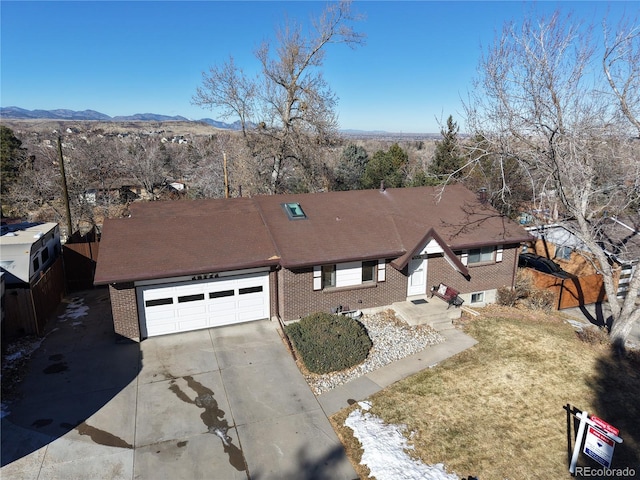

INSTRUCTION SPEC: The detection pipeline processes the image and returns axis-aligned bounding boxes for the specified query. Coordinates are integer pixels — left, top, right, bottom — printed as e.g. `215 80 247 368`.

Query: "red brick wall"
427 246 518 293
278 261 407 321
109 283 140 341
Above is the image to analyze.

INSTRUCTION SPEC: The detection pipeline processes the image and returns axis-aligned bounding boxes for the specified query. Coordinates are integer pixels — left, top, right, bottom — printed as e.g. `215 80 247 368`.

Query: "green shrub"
285 312 372 374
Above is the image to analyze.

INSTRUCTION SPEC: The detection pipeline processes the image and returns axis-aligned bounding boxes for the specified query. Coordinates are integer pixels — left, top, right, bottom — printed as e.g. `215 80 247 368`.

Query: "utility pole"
223 151 230 198
57 136 73 238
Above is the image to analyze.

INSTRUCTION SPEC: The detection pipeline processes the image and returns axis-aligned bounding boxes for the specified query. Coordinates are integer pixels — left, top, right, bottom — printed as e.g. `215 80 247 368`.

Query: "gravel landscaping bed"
302 309 445 395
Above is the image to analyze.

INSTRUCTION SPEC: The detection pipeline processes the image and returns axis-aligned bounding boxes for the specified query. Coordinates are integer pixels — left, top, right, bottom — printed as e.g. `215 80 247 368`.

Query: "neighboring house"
94 185 532 341
82 178 149 205
525 216 640 302
0 222 65 337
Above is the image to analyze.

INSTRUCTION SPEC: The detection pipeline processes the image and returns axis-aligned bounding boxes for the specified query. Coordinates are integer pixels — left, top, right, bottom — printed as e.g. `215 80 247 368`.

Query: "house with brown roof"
94 185 532 340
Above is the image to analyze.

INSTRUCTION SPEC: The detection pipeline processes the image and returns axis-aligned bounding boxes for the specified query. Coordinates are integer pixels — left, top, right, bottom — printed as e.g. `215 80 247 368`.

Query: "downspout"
512 244 521 288
273 266 280 320
557 278 565 310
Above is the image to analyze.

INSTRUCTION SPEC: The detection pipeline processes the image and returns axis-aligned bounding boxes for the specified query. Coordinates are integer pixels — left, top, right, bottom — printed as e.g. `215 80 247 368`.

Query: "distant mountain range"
0 106 437 137
0 106 243 130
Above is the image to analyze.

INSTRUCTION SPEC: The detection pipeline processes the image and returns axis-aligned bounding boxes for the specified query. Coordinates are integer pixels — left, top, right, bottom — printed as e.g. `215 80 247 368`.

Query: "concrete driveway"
1 288 356 480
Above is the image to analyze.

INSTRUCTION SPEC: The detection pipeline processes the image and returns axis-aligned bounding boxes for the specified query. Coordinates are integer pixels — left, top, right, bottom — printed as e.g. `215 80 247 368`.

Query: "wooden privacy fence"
3 256 66 338
63 228 100 291
529 270 606 310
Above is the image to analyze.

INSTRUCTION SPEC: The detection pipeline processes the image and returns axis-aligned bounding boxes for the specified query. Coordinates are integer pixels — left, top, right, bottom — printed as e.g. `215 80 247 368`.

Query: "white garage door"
139 272 270 337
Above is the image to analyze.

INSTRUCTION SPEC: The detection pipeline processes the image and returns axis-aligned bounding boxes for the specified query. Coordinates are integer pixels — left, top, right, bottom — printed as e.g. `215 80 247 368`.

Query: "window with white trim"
471 292 485 303
322 264 336 288
467 246 495 265
362 260 377 283
314 260 383 290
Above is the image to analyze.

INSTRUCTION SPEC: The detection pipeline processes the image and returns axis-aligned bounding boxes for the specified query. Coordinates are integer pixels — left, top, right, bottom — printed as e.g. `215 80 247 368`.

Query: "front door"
407 256 427 296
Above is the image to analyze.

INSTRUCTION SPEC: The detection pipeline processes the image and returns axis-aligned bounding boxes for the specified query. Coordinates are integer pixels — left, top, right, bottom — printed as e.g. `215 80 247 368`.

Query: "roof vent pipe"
478 187 488 204
380 180 386 192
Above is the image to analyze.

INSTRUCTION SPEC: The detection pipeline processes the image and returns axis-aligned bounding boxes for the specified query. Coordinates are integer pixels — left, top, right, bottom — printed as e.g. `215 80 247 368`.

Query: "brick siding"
278 260 407 321
106 248 518 334
427 246 518 294
109 283 140 341
269 270 277 319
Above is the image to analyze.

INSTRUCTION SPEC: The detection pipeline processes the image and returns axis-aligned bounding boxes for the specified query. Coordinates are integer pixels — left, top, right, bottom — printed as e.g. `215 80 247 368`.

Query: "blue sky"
1 1 634 133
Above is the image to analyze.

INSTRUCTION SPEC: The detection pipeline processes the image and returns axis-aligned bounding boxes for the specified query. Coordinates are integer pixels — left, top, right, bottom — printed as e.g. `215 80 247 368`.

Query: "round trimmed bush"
285 312 372 374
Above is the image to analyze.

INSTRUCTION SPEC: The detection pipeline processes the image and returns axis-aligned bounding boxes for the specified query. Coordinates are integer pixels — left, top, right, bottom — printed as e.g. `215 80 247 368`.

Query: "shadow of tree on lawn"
577 346 640 478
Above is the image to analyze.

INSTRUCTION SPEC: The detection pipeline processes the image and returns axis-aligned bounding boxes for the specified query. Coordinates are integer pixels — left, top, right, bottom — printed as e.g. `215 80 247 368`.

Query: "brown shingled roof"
94 198 280 284
94 185 531 285
253 184 531 268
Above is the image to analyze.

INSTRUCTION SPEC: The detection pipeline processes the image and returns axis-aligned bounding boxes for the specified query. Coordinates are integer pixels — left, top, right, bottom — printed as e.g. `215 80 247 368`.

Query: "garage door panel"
177 305 207 317
209 302 237 314
209 313 237 325
148 322 179 336
146 309 177 321
140 272 269 337
238 297 264 309
178 318 209 331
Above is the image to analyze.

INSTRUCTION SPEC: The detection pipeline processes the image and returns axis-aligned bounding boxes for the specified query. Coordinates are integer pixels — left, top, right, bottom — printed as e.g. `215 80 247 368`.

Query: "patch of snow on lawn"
345 407 459 480
58 297 89 322
564 319 586 331
1 336 46 418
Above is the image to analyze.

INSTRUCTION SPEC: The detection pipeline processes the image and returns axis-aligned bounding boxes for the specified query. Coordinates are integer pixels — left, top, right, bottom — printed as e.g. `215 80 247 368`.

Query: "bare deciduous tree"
466 11 640 349
193 58 257 137
118 137 168 200
603 16 640 137
193 0 364 194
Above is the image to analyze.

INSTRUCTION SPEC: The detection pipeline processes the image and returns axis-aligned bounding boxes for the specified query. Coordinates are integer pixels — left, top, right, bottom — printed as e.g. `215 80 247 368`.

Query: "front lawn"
331 306 640 479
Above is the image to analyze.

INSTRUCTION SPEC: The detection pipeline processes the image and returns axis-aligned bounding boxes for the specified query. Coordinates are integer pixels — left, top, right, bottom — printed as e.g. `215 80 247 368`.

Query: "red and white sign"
591 416 619 436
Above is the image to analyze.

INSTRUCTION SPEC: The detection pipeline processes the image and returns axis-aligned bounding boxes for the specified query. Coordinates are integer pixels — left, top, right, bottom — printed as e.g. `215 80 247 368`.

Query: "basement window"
282 202 307 220
471 292 485 304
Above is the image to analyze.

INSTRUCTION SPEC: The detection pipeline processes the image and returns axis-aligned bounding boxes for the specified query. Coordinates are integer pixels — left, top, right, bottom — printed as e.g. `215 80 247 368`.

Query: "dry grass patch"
332 306 640 479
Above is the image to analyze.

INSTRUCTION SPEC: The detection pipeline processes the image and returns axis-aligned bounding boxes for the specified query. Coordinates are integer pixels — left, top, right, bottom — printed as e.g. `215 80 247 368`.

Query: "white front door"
407 256 427 296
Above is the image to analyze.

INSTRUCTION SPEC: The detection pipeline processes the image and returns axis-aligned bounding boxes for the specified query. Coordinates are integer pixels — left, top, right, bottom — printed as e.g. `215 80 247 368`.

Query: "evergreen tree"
1 125 27 200
410 169 439 187
428 115 464 181
361 143 408 189
333 144 369 190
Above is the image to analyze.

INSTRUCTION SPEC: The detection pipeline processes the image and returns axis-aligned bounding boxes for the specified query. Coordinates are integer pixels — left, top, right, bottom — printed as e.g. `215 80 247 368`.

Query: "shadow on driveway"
1 287 141 467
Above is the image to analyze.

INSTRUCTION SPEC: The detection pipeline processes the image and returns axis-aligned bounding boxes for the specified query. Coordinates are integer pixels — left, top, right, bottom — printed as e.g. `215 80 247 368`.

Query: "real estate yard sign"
568 408 623 475
583 416 619 468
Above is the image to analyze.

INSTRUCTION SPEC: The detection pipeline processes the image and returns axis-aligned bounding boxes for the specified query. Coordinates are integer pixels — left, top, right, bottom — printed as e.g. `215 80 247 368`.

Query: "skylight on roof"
282 202 307 220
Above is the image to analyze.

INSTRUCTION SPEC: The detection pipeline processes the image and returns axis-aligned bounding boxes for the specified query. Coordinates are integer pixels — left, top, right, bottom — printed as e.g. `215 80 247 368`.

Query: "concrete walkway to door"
1 288 356 480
